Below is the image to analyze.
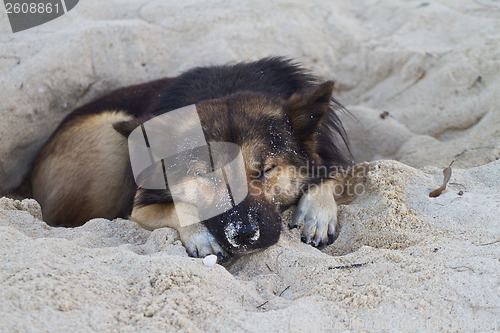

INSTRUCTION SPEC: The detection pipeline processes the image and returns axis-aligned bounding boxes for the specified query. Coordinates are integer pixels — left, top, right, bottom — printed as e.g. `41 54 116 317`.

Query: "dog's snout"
225 221 260 248
207 197 281 254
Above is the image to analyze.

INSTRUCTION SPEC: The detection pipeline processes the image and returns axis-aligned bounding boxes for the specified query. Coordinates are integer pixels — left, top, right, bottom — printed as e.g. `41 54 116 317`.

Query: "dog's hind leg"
32 111 134 227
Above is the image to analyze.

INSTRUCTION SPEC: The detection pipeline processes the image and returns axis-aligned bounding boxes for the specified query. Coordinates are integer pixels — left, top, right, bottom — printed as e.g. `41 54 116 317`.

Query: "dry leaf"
429 160 454 197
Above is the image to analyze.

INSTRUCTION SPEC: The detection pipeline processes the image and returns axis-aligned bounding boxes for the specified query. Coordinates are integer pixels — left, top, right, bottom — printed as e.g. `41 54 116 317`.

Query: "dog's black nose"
226 222 260 247
234 224 258 245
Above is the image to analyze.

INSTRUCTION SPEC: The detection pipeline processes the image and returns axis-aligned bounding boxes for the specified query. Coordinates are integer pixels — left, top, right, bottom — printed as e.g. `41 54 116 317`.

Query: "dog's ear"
113 119 142 137
285 81 334 142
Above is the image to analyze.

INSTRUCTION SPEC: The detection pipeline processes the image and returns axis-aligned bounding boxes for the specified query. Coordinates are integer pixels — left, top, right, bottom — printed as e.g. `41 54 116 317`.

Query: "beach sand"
0 1 499 331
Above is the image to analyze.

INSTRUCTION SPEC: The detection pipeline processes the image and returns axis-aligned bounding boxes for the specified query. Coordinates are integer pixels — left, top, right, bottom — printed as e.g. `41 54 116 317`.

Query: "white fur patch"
178 223 224 258
292 181 338 246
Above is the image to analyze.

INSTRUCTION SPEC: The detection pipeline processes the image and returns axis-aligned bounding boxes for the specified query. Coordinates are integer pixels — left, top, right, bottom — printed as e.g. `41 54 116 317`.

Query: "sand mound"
1 160 498 331
1 0 499 331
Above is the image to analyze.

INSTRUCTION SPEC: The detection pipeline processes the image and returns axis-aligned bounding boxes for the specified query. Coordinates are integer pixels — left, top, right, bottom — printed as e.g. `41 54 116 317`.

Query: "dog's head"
116 81 348 255
192 81 343 254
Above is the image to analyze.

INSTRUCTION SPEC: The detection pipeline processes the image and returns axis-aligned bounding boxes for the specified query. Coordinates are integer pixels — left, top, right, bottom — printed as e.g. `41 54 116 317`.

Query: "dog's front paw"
178 223 228 260
290 184 338 247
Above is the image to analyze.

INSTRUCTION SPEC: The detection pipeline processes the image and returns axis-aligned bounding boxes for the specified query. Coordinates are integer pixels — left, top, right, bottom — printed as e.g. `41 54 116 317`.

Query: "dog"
31 57 352 260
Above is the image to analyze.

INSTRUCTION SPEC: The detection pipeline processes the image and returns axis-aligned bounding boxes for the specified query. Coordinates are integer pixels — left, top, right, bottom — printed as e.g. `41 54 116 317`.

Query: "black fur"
151 57 316 113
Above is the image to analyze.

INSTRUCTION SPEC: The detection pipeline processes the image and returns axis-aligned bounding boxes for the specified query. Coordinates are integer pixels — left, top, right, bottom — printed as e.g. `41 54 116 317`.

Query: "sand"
0 0 499 332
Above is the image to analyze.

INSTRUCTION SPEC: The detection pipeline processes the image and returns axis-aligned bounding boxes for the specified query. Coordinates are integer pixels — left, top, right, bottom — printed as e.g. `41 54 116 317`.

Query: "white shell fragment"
202 254 217 267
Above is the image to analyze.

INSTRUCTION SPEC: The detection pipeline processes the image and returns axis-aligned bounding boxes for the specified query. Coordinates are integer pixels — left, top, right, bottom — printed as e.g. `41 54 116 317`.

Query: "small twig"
265 263 273 272
278 286 290 297
256 300 270 309
415 69 426 83
328 262 371 270
449 182 466 190
450 197 463 203
257 286 291 309
446 265 475 272
476 240 500 246
275 250 284 276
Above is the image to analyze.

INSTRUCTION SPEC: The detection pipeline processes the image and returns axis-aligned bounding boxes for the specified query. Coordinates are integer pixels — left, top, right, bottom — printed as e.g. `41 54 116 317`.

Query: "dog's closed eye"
264 164 277 174
260 164 278 179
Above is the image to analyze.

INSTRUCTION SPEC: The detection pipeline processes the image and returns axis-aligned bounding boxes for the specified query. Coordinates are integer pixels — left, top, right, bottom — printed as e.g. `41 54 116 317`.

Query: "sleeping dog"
32 57 352 260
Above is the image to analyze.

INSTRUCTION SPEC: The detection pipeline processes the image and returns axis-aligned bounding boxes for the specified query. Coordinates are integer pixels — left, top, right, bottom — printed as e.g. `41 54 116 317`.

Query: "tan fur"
330 163 370 204
168 171 232 209
130 201 224 257
263 164 307 205
242 146 309 206
130 198 201 230
32 111 133 226
130 202 180 230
